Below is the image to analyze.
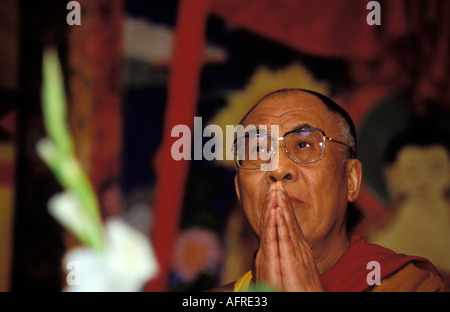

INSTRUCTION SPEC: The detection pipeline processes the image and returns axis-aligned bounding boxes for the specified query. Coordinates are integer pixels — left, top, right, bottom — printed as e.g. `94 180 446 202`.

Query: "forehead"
243 92 340 136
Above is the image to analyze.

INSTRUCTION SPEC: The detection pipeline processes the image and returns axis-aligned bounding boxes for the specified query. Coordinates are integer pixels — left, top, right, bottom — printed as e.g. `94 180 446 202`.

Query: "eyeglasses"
232 127 355 170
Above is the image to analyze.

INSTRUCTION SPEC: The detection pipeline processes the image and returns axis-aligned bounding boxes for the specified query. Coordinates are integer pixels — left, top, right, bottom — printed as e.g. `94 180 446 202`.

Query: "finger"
275 187 305 244
274 207 303 289
276 182 302 233
259 187 277 239
262 209 278 256
277 182 305 241
262 184 278 222
275 189 312 264
274 207 296 257
258 187 278 275
275 208 320 291
257 208 282 289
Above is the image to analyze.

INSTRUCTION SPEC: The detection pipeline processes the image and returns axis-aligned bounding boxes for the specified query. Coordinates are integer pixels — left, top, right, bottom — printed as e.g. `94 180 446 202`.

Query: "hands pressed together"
255 181 324 292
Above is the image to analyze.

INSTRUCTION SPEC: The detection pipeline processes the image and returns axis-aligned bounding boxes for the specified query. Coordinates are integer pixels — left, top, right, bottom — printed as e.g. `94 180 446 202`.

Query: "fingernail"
277 189 287 201
267 183 276 194
278 182 286 192
277 207 284 216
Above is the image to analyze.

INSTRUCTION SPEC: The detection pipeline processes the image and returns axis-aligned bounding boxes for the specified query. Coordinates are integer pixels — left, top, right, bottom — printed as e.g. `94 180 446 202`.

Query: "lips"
288 196 305 205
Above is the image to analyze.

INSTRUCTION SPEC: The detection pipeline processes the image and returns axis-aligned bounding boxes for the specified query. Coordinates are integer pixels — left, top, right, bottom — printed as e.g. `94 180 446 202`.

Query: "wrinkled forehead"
242 93 340 136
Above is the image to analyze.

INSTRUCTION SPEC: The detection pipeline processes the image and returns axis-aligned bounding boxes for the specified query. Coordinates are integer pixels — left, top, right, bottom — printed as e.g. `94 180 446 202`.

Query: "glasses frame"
232 127 355 170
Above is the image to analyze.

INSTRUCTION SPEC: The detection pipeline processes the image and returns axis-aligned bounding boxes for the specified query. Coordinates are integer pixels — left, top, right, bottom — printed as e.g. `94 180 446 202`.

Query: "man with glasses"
219 88 448 292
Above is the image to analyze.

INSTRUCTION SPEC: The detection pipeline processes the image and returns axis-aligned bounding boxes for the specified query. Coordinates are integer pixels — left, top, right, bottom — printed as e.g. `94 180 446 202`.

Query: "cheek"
299 165 348 236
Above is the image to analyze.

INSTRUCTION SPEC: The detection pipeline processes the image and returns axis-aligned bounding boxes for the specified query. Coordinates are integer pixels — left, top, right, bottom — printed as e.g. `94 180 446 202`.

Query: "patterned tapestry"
2 0 449 291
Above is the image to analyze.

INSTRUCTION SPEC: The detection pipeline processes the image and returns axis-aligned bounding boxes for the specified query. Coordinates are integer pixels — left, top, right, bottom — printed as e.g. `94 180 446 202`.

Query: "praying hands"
255 181 323 292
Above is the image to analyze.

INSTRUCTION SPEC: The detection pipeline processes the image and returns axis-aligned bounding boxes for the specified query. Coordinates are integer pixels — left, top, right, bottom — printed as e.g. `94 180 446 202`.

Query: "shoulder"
321 235 449 292
371 262 450 292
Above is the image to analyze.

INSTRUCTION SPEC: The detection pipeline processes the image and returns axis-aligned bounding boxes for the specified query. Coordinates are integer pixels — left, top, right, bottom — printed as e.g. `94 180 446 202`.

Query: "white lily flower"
62 218 158 292
48 192 92 244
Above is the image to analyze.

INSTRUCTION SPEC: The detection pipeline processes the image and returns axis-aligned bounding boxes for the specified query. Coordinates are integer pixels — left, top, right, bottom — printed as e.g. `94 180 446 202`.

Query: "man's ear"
234 174 241 202
347 159 362 202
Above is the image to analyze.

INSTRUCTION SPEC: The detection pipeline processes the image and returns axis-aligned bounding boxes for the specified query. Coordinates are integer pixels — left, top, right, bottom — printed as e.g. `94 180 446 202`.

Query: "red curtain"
145 0 211 291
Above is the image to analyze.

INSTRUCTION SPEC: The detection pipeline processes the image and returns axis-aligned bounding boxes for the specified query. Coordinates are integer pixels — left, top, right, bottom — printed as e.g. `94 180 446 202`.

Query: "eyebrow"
282 123 313 136
237 123 315 139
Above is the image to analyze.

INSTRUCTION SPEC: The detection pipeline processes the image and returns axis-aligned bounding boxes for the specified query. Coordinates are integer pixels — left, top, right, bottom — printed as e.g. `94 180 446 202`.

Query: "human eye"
248 139 266 156
293 139 314 150
296 140 311 148
289 129 320 150
246 135 271 159
254 145 267 153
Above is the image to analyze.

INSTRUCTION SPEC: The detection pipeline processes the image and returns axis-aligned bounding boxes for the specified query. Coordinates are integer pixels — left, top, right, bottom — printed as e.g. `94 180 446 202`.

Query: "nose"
265 145 298 183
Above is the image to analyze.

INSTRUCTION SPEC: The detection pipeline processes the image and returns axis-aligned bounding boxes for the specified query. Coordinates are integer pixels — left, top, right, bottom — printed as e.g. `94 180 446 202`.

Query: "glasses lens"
234 134 272 169
285 129 324 163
